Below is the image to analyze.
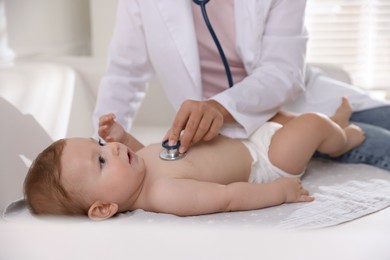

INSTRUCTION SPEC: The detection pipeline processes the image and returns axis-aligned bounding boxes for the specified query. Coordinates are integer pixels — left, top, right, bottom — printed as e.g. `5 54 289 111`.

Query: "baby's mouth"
127 151 132 164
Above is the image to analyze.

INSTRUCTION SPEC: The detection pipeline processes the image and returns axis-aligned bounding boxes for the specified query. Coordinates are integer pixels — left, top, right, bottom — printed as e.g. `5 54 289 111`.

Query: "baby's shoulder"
133 175 180 211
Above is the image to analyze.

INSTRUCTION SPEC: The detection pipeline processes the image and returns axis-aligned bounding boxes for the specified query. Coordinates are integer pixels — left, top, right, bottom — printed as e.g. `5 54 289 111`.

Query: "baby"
24 97 364 220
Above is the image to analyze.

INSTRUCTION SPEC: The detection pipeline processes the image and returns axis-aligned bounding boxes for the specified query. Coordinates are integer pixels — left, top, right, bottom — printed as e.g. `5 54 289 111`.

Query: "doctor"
94 0 390 170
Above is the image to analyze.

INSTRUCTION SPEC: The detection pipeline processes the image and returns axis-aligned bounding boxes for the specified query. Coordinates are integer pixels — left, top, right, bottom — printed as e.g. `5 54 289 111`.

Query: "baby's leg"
328 96 365 157
268 113 364 175
329 124 365 157
330 96 352 128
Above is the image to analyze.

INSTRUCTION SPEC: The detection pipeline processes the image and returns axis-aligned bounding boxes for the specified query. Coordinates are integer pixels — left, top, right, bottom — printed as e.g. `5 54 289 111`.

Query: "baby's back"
137 136 253 184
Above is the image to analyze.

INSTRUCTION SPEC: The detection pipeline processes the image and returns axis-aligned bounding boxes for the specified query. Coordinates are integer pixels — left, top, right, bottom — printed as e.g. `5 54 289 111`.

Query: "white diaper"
242 122 304 184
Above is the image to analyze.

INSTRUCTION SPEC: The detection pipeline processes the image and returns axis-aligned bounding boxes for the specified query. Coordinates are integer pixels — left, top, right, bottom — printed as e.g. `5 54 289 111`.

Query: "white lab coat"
286 66 389 116
93 0 387 139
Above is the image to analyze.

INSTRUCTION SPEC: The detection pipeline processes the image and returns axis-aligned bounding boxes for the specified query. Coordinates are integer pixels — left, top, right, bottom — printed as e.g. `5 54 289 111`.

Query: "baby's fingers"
299 188 314 202
98 125 109 138
299 195 315 202
99 113 116 126
104 135 115 142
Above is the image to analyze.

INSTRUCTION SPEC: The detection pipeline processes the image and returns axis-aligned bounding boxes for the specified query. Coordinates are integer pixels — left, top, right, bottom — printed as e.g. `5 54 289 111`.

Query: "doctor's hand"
165 99 235 154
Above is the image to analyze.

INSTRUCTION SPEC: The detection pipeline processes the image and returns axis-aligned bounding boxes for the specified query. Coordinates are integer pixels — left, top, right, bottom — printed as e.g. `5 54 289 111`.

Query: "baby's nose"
111 142 120 156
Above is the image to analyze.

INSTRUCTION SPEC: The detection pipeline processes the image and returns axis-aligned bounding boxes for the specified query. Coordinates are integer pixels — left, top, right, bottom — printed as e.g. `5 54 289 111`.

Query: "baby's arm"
99 113 144 151
147 177 313 216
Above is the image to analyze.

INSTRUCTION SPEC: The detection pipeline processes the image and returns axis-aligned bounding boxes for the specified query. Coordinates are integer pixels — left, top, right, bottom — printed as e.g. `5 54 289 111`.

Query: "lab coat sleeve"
93 0 154 134
211 0 308 138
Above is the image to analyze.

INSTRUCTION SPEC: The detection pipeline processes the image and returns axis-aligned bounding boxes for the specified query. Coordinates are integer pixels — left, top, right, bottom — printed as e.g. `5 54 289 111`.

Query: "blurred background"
1 0 389 92
306 0 390 95
1 0 110 61
0 0 175 139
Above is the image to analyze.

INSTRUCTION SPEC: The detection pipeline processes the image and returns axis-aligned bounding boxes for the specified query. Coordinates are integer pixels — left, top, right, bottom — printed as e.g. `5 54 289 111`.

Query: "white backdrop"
89 0 118 58
4 0 90 58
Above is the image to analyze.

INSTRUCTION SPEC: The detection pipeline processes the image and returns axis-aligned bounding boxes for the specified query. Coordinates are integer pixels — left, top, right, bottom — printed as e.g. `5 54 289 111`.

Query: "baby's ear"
88 201 118 221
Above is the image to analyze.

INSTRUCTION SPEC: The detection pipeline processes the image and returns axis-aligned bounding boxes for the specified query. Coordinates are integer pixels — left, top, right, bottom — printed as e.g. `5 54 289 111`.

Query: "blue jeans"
314 105 390 171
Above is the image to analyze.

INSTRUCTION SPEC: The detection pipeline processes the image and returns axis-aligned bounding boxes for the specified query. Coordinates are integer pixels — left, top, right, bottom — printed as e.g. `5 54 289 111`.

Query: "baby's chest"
149 157 249 184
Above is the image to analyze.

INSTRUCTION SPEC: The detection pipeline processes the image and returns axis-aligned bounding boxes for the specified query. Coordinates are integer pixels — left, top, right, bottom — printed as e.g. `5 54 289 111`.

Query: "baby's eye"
99 155 106 169
98 138 105 146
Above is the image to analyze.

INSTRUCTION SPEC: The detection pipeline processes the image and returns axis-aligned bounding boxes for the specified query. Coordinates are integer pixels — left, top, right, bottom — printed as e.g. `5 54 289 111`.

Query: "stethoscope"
160 0 233 161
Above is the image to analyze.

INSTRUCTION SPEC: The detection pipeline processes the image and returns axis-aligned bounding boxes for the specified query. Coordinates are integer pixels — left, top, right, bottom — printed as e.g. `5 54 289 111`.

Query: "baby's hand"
98 113 126 143
274 178 314 203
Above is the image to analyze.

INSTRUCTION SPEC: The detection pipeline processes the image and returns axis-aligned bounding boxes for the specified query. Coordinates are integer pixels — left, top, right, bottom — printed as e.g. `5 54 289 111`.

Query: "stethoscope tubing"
160 0 235 160
197 0 234 88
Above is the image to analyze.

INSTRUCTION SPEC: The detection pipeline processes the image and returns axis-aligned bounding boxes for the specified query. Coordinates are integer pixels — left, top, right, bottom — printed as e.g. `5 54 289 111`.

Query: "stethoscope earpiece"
159 140 186 161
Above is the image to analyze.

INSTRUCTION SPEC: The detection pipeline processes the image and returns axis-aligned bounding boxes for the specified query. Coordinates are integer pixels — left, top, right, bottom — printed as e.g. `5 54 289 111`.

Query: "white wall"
0 0 14 65
89 0 118 59
3 0 175 127
4 0 91 58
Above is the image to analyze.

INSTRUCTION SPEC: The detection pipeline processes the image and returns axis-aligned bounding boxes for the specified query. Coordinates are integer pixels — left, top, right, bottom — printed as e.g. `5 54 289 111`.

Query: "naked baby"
24 97 364 220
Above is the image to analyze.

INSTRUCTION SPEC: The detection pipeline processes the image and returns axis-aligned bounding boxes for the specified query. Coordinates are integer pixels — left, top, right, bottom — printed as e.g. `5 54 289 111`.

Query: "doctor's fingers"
191 111 223 143
203 117 223 141
170 107 204 151
180 110 223 153
168 100 203 145
178 114 204 153
168 106 197 146
170 100 223 152
180 111 215 152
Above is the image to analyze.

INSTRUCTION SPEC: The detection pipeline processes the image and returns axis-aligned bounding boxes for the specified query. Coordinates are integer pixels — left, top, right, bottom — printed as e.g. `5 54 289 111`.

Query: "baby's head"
24 137 146 220
24 139 85 216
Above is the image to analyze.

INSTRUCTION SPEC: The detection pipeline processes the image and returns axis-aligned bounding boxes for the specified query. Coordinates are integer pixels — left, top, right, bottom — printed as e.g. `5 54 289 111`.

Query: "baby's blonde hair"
24 139 87 216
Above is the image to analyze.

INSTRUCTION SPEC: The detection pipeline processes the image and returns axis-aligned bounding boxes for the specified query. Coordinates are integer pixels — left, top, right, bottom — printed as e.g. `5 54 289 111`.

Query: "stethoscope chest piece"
159 140 186 161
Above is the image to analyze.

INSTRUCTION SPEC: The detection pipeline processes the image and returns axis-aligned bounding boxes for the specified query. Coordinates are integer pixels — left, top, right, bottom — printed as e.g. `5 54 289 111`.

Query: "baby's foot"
344 124 365 149
329 124 365 157
331 96 352 128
